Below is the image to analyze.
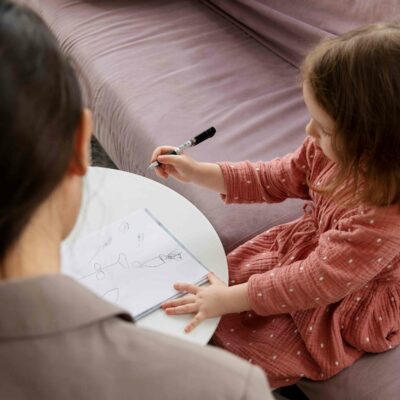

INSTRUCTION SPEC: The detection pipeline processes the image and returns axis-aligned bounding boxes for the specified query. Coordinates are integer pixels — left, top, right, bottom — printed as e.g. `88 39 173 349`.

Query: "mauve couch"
20 0 400 399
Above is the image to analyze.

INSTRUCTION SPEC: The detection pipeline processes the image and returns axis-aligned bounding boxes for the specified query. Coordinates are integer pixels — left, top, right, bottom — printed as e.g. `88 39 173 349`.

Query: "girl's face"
303 82 337 161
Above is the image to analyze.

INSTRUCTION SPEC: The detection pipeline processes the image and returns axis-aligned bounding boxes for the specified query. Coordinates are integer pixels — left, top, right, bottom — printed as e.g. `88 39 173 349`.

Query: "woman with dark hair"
0 2 271 399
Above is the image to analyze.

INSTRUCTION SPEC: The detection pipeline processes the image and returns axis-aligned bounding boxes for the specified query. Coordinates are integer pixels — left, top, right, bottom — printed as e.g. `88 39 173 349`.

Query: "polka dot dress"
213 137 400 388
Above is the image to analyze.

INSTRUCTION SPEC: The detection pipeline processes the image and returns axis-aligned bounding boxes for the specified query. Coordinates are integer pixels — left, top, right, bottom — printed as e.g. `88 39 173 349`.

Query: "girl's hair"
301 23 400 207
0 1 82 261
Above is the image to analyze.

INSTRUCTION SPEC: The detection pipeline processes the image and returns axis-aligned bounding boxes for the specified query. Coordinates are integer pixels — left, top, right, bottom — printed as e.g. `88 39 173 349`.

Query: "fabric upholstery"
202 0 400 66
24 0 308 252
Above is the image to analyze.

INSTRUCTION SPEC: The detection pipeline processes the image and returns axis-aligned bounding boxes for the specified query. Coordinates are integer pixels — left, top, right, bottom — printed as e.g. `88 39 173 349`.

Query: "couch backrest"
202 0 400 67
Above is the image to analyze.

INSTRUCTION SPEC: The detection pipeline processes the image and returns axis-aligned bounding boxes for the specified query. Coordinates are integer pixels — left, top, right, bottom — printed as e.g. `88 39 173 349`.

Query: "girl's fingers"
164 303 198 316
157 154 187 169
155 162 176 179
150 146 176 163
156 164 183 180
184 312 205 333
165 164 177 176
174 282 199 294
162 295 195 309
150 149 159 163
157 154 178 164
207 272 223 285
154 166 168 179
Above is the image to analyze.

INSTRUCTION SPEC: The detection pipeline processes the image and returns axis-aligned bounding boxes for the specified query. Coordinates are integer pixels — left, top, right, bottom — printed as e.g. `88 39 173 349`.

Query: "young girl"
153 23 400 388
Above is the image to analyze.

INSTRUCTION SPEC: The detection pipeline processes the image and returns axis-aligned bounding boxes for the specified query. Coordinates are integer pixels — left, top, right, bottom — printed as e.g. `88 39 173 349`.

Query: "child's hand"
150 146 227 194
162 272 231 333
150 146 199 183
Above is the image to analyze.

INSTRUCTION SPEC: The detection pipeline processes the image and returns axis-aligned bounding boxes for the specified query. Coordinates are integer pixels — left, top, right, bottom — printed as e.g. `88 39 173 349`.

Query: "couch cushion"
22 0 399 253
297 345 400 400
202 0 400 67
25 0 308 252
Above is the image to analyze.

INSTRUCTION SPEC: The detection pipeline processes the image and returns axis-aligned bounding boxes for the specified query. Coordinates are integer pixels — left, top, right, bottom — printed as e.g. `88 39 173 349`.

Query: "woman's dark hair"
0 1 82 260
301 23 400 207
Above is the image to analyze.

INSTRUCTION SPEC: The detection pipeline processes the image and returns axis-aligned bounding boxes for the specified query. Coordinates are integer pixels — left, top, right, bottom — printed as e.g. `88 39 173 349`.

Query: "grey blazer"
0 275 272 400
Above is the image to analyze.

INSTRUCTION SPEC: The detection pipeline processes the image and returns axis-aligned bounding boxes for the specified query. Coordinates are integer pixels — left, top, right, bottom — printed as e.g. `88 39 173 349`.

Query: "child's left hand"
162 272 231 333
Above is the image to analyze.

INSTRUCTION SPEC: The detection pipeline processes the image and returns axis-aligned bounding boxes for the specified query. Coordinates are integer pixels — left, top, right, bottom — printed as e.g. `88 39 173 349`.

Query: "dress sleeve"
218 136 319 204
339 277 400 353
247 208 400 316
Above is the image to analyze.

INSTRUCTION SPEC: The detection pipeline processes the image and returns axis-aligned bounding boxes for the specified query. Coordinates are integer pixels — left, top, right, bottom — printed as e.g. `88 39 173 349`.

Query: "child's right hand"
150 146 199 183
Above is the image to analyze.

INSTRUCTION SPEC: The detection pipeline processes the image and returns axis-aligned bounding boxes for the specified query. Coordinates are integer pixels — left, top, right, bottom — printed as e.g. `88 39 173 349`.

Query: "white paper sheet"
61 208 209 319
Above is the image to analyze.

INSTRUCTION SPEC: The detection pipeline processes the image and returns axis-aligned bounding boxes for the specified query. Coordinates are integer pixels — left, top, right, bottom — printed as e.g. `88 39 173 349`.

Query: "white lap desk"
64 167 228 345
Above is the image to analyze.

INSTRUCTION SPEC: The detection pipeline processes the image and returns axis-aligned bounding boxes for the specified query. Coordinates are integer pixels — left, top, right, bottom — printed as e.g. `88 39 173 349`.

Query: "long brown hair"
0 2 82 261
301 23 400 207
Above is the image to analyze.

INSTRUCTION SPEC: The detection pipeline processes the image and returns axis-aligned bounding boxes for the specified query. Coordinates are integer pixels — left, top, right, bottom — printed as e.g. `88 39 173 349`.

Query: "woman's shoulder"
0 275 270 400
97 318 270 399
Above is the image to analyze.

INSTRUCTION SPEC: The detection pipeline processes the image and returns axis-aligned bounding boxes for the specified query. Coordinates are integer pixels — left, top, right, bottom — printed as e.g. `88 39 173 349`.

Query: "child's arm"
151 137 319 203
218 136 318 205
246 208 399 320
164 208 400 335
150 146 227 194
162 272 251 333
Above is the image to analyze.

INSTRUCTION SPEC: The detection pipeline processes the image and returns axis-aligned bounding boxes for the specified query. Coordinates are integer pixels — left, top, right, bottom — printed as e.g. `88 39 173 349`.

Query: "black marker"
147 127 216 170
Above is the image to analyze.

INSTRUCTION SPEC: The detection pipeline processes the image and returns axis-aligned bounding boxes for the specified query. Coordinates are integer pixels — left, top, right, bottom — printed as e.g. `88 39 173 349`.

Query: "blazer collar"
0 274 133 339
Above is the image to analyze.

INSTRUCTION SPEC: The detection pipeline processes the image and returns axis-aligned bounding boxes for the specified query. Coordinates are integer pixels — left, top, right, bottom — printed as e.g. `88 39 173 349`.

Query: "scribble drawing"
119 221 130 233
132 250 182 269
88 236 112 264
79 252 130 281
102 288 120 303
118 253 130 269
94 262 106 280
137 232 144 246
79 250 183 281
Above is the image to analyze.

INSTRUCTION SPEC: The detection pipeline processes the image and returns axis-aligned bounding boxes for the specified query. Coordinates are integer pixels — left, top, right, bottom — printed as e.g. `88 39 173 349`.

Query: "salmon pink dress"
213 137 400 388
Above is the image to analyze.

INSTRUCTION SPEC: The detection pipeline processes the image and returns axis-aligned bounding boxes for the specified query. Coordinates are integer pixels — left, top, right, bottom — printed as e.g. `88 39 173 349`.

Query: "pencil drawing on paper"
131 249 182 269
61 208 209 318
137 232 144 246
79 249 184 305
119 221 130 233
102 288 120 303
79 249 183 282
88 235 112 264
